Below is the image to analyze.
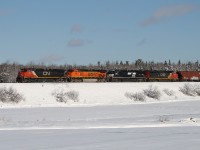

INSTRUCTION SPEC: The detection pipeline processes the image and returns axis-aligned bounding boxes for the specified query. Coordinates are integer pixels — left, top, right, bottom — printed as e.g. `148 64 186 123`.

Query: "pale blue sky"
0 0 200 65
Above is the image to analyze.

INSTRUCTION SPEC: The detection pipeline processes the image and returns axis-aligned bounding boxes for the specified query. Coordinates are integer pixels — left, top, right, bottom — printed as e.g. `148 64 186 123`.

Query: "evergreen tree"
178 60 181 66
169 59 171 66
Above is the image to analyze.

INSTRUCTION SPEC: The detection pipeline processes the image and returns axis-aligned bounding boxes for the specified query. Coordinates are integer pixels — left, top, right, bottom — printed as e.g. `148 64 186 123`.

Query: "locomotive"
145 70 178 82
106 70 146 82
66 69 107 82
16 68 68 82
16 68 200 83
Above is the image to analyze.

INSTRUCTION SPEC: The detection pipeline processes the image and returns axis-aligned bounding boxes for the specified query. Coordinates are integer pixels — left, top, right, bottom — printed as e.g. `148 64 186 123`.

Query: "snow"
0 82 200 149
0 82 199 107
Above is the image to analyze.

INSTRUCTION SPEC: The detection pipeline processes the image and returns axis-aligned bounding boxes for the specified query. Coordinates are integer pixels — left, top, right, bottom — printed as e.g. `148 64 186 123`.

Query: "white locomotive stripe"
32 71 38 77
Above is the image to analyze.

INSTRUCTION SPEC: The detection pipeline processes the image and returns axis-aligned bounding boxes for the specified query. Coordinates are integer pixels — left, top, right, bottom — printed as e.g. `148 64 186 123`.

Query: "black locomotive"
106 70 146 82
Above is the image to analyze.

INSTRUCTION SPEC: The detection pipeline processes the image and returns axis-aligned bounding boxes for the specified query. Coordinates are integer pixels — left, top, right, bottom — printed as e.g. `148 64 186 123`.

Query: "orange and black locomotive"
16 68 68 82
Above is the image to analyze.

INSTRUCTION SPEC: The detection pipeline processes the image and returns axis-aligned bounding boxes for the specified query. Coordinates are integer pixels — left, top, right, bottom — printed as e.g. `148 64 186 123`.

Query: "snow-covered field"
1 82 200 149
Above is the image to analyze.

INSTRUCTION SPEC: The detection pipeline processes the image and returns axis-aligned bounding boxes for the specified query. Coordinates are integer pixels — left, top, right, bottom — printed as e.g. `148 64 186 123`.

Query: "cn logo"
160 73 166 77
43 71 51 76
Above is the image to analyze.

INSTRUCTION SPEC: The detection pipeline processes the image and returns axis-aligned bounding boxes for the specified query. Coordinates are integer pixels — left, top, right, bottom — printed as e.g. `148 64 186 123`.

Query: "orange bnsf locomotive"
66 69 107 82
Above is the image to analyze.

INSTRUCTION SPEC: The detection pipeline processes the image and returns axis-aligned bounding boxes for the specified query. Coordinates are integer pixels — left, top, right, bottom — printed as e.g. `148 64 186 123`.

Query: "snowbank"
0 82 200 108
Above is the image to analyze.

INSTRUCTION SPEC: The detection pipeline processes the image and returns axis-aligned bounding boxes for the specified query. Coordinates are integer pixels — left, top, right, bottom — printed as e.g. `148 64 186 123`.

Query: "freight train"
16 68 200 83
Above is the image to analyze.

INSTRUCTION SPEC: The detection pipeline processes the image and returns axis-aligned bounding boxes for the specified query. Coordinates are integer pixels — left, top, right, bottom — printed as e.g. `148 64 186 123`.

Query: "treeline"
0 59 200 83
